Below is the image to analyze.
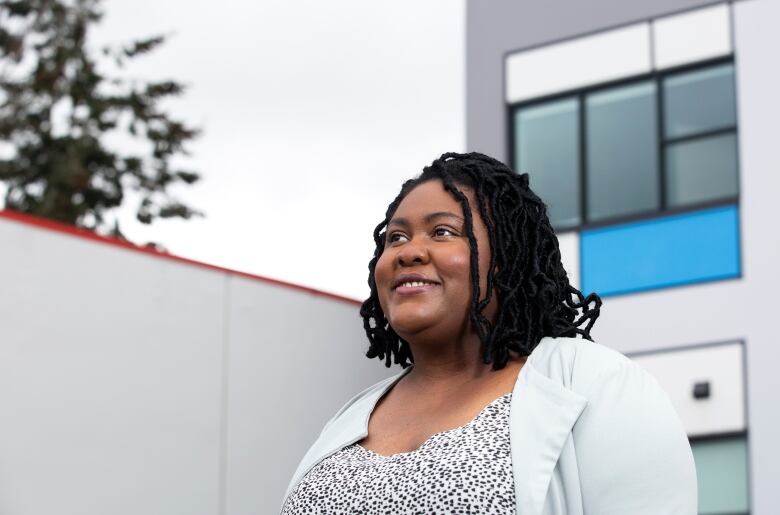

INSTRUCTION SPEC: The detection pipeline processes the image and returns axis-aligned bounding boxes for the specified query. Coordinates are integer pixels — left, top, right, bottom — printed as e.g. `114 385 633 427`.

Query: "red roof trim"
0 209 362 306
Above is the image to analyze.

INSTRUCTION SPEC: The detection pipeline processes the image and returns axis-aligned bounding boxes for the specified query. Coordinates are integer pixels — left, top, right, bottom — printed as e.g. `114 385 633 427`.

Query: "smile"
398 280 433 288
394 281 439 295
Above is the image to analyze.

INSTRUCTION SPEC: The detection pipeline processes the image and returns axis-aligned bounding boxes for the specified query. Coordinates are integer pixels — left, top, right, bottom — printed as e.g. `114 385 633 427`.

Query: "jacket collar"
284 337 588 515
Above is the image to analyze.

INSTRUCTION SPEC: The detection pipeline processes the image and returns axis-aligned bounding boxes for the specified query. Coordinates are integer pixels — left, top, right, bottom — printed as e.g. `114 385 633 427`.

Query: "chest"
358 404 469 453
358 377 521 456
283 393 516 514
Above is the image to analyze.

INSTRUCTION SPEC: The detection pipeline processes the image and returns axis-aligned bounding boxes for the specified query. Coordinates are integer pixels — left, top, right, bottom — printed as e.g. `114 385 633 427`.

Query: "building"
467 0 779 513
0 210 377 514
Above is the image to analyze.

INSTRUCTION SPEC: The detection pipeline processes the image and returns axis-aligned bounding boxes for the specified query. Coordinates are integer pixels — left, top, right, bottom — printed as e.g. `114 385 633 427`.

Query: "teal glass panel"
666 133 739 208
691 436 750 514
514 97 580 229
586 81 659 222
664 64 737 139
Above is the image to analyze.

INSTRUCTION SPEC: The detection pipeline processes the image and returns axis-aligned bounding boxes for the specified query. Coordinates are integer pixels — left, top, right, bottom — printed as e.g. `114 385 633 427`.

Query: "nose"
396 236 429 266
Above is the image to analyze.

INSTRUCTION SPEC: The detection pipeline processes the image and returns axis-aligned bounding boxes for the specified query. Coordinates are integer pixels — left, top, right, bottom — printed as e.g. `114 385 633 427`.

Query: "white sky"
10 0 465 301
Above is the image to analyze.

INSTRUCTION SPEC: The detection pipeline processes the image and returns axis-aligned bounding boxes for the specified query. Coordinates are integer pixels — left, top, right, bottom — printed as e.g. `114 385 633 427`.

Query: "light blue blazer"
281 336 698 515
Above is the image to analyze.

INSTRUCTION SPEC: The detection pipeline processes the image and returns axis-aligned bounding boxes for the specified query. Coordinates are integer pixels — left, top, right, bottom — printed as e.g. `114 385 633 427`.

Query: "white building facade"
467 0 780 513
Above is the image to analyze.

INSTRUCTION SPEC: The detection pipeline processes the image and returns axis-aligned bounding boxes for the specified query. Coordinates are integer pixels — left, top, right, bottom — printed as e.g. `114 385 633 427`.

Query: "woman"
280 152 697 514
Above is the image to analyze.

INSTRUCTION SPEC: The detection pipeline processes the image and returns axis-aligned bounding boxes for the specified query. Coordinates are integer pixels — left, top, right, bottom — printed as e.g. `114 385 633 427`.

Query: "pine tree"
0 0 202 240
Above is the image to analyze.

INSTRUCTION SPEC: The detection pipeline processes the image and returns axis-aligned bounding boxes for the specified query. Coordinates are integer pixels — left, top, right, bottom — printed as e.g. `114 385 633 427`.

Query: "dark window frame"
507 55 739 234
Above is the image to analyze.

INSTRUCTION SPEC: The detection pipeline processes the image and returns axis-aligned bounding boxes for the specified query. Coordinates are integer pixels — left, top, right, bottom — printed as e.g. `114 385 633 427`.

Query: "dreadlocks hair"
360 151 602 370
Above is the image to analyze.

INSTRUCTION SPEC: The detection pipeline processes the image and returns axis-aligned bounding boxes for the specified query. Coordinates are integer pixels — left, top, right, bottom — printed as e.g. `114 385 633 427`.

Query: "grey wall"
466 0 723 160
0 214 395 515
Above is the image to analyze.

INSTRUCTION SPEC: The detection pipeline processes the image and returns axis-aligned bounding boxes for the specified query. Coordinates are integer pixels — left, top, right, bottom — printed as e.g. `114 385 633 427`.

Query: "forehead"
392 179 475 218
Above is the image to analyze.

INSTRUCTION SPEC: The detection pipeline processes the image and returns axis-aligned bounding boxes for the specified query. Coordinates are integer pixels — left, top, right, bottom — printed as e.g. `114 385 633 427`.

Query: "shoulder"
530 336 683 418
534 338 697 513
529 335 638 394
540 338 698 513
533 336 686 428
533 335 631 367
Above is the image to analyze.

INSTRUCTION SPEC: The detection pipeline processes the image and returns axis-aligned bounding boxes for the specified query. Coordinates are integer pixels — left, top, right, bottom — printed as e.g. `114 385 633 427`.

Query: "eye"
386 231 409 244
433 226 458 237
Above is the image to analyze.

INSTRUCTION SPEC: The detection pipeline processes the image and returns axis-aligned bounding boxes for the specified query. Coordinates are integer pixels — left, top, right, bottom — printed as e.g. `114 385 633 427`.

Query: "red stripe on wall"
0 209 362 306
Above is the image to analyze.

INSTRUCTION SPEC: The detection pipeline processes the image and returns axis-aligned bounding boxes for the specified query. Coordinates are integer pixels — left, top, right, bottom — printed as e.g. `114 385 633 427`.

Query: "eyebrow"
388 211 465 227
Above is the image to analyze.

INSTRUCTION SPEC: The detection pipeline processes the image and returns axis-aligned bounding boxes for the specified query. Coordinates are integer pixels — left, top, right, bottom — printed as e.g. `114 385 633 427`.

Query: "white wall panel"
631 342 745 437
592 279 746 355
0 214 390 515
557 232 580 290
0 219 225 515
223 276 391 515
732 1 780 512
653 4 731 70
505 23 651 103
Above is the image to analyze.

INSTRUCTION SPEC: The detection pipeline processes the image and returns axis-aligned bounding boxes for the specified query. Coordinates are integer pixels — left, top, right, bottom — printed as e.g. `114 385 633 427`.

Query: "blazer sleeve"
572 349 698 515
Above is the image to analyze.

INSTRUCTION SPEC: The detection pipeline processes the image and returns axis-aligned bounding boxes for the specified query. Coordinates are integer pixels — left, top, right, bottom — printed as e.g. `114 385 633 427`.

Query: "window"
513 97 581 229
691 434 750 515
663 63 739 209
586 81 659 222
510 59 739 231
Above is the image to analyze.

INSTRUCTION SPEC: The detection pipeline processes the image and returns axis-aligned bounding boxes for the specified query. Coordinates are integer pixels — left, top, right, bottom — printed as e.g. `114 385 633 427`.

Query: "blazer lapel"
510 362 588 515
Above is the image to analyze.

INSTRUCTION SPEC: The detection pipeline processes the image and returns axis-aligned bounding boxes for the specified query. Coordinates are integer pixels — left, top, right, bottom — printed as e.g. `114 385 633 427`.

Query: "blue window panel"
581 205 740 296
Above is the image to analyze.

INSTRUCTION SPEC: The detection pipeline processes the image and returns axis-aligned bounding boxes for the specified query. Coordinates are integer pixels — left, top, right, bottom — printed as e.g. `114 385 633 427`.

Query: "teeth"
400 281 432 288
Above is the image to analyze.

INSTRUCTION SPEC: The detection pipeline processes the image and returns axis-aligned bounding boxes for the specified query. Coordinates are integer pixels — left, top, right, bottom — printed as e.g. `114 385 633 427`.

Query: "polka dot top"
281 392 515 514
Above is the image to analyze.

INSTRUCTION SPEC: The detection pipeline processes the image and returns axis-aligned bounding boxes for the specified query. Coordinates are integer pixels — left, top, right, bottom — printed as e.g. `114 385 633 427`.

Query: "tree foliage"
0 0 202 239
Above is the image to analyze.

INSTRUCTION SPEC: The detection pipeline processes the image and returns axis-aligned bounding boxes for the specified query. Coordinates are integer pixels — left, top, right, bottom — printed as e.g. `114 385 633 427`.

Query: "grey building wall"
466 0 722 160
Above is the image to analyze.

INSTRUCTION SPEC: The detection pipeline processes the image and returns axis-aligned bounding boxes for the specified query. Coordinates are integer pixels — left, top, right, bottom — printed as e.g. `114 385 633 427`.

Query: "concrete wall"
0 212 395 515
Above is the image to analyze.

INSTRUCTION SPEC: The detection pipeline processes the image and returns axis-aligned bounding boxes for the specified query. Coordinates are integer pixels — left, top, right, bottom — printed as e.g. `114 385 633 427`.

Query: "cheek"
437 248 471 289
373 251 393 302
374 251 392 283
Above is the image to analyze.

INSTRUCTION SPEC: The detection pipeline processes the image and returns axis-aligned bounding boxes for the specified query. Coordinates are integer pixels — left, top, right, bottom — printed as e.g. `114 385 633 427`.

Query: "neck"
401 331 510 395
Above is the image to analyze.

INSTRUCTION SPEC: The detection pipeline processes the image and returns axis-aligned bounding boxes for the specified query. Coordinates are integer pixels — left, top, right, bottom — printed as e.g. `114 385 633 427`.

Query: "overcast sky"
78 0 465 300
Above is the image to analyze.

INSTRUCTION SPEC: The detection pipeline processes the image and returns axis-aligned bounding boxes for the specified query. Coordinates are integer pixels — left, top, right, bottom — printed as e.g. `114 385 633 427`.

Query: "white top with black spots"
281 392 515 514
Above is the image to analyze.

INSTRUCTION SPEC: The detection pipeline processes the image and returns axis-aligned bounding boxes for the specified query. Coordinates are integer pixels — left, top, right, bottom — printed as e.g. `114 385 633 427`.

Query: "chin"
387 314 440 340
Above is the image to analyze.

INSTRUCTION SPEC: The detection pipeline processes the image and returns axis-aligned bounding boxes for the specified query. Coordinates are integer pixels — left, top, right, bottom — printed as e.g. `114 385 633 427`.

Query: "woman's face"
374 179 495 344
